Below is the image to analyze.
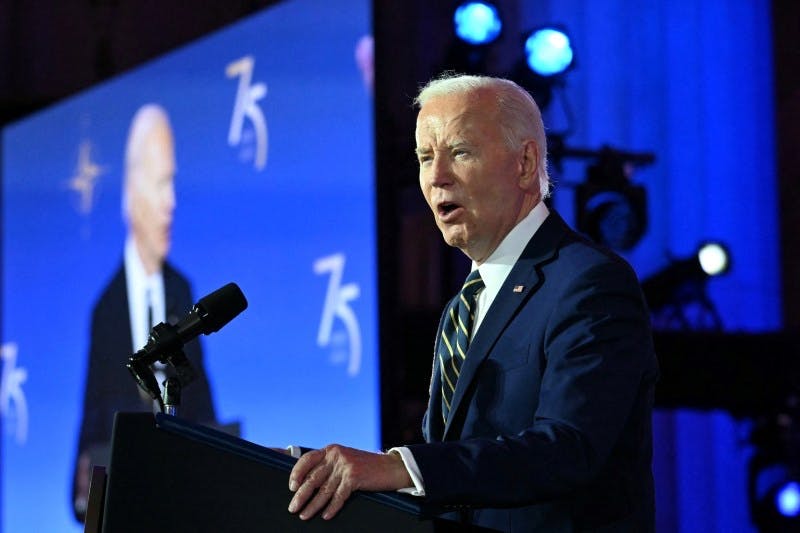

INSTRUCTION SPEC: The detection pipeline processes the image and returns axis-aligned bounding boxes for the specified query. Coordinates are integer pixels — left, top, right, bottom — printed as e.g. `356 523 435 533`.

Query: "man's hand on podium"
287 445 412 521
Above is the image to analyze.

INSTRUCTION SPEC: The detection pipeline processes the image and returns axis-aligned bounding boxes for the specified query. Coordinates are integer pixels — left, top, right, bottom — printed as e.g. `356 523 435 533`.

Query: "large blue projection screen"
1 0 376 530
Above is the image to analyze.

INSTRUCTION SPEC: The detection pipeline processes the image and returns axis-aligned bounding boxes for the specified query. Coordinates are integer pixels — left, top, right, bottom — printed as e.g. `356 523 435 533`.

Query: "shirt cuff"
388 446 426 497
286 445 303 459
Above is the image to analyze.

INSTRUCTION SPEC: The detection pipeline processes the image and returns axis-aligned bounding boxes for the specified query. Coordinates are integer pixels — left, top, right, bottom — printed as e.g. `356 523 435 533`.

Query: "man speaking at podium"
287 74 658 532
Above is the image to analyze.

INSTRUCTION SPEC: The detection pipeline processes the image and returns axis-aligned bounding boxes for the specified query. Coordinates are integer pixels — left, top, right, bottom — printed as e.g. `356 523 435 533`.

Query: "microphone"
171 281 248 349
127 283 247 405
134 282 248 362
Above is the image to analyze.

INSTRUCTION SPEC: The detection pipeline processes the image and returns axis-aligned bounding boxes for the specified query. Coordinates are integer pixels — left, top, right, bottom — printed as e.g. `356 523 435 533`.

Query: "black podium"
85 413 494 532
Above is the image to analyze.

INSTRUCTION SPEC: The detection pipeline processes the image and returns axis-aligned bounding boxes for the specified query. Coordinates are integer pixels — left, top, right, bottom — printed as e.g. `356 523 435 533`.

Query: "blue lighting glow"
454 2 502 45
525 27 574 76
777 482 800 517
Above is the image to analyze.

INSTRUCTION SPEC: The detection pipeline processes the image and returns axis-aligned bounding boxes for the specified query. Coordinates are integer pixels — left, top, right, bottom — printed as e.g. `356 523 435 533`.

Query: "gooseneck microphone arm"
126 282 248 413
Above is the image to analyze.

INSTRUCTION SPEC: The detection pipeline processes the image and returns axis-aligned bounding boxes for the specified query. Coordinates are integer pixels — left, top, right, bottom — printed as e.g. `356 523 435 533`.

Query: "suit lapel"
442 212 569 439
115 262 135 356
424 307 449 442
162 263 181 325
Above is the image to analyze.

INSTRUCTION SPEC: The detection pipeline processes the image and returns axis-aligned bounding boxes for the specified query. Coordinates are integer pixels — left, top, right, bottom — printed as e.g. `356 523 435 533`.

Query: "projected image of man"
72 104 217 521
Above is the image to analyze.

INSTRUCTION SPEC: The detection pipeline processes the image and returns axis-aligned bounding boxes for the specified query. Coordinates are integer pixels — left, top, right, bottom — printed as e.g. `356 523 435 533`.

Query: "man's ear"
518 139 539 191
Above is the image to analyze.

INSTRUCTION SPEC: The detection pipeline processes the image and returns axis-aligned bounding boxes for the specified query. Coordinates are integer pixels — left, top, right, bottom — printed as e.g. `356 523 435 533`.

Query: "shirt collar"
472 201 550 303
125 237 162 291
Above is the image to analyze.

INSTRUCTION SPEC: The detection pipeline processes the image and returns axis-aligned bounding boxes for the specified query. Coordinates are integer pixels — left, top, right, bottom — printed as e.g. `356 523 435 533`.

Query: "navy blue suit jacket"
408 211 658 532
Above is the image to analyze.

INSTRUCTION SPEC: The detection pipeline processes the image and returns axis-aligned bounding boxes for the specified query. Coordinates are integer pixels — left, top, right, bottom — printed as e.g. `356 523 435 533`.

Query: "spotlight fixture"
524 27 574 77
751 467 800 528
697 242 730 276
453 1 502 46
508 25 575 111
574 146 653 251
748 407 800 531
443 1 503 75
640 241 730 330
777 481 800 517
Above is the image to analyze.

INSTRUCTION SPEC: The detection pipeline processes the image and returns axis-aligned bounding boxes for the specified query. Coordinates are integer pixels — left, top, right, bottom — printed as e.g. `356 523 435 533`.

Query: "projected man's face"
127 119 176 274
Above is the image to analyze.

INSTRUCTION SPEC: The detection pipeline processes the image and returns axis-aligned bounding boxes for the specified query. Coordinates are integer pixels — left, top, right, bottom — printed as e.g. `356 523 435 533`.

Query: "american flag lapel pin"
513 285 524 293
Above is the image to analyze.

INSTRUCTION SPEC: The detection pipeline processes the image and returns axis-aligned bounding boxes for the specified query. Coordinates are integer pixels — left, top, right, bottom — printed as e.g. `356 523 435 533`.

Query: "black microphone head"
195 282 248 334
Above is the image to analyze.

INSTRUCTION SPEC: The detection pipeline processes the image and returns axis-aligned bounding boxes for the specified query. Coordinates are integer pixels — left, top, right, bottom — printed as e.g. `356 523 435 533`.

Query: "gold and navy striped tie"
439 269 484 423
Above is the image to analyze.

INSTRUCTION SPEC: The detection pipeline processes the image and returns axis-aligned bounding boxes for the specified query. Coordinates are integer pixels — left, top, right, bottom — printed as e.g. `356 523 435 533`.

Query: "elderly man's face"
128 123 176 270
416 90 538 263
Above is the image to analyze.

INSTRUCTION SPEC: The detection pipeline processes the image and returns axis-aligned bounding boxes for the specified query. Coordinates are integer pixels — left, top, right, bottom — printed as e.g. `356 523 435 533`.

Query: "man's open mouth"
438 202 459 215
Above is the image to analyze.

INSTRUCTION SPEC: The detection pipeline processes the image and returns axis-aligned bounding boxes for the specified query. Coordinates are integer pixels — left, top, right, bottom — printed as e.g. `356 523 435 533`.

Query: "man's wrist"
387 446 426 496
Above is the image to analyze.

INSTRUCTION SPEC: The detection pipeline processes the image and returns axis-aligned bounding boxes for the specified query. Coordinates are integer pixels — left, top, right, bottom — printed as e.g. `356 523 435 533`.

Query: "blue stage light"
525 27 574 76
454 2 502 45
777 482 800 517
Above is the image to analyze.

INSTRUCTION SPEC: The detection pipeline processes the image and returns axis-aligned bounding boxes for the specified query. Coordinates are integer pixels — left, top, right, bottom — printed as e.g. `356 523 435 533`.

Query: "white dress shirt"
124 238 167 393
125 237 166 351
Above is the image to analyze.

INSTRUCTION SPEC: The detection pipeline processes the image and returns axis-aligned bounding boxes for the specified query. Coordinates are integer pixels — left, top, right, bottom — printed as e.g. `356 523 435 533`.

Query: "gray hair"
121 104 172 220
415 74 550 199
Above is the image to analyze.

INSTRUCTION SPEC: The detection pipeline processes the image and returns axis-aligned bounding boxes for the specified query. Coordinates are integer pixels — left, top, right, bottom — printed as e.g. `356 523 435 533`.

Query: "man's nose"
427 156 453 187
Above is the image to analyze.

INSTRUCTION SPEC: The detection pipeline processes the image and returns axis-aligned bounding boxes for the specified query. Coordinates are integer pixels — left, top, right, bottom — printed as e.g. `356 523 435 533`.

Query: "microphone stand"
127 357 166 412
126 322 199 416
163 377 181 416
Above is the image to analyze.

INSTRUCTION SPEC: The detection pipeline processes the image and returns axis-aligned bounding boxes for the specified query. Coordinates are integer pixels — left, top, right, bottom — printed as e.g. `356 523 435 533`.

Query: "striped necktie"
439 269 484 423
146 288 154 340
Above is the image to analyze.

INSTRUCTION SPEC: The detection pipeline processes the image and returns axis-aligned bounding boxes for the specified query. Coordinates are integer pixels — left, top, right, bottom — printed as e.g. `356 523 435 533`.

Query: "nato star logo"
68 140 105 214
